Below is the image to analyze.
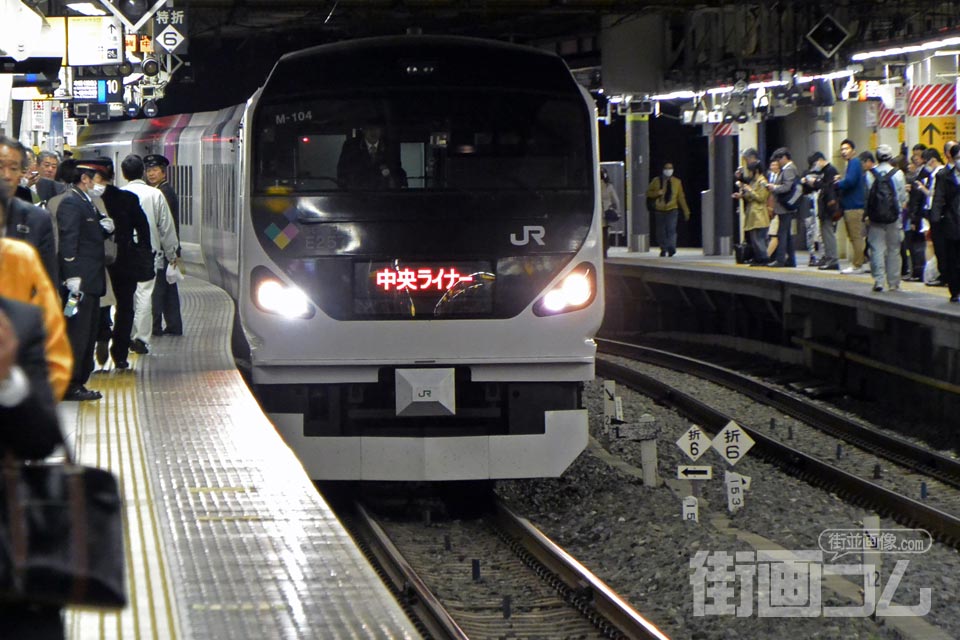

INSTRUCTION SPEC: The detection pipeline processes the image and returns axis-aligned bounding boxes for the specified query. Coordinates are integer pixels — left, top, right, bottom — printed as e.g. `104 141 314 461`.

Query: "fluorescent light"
853 36 960 61
649 90 700 101
795 69 856 84
66 2 108 15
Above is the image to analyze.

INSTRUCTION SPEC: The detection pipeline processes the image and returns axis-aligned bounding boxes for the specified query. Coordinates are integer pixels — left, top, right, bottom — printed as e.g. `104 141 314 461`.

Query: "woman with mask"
646 162 690 256
734 160 770 264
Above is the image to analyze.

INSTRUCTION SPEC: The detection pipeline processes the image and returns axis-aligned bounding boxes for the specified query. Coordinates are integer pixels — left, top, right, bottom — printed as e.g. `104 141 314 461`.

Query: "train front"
241 37 603 480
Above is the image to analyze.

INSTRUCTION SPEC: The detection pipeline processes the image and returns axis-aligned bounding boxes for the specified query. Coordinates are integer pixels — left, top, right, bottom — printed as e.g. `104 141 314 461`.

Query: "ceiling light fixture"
65 2 108 16
852 36 960 61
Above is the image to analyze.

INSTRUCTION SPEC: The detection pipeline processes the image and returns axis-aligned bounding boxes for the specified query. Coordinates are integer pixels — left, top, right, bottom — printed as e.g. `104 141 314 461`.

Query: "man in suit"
89 158 155 368
0 298 61 455
57 159 115 401
337 124 407 190
144 153 183 336
0 136 58 283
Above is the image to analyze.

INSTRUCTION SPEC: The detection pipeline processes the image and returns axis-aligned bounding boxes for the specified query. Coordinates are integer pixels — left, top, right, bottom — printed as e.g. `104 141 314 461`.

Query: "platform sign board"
63 117 77 146
677 465 713 480
72 77 122 104
894 86 907 116
712 421 754 466
66 16 122 65
676 425 708 461
153 9 188 54
918 116 956 151
682 496 699 522
30 100 50 131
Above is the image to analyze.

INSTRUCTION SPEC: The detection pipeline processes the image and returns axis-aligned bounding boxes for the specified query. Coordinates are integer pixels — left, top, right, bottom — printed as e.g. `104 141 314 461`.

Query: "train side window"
400 142 425 189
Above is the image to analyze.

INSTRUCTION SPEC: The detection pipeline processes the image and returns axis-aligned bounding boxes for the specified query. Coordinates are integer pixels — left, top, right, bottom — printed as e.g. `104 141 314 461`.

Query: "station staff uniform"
122 178 179 350
58 180 112 397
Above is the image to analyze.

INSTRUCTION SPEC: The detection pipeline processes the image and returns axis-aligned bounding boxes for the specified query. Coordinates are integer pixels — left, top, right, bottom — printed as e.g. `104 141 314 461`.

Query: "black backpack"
867 168 901 224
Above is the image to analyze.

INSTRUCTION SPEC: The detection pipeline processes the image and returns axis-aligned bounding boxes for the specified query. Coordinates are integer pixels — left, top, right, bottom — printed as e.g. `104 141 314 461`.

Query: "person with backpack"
864 144 907 292
765 147 800 267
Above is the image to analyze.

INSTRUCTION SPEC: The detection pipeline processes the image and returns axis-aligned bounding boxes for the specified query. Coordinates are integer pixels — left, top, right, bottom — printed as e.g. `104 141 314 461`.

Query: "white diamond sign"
676 425 708 462
156 25 185 54
712 421 754 466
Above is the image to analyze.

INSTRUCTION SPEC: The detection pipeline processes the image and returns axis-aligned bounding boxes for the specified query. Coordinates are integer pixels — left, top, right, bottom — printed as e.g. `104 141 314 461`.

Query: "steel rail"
594 354 960 547
350 503 469 640
493 500 671 640
598 338 960 489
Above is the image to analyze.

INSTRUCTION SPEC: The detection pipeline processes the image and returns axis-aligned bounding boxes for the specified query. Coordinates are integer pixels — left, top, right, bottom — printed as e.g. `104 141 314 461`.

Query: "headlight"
251 267 314 318
534 263 597 316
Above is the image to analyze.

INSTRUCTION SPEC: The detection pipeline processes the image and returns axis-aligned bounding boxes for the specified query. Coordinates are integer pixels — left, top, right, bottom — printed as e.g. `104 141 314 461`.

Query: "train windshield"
254 91 590 194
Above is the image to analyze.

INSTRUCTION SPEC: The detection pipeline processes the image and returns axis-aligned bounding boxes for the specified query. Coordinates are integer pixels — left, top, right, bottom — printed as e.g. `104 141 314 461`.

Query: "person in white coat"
119 155 179 355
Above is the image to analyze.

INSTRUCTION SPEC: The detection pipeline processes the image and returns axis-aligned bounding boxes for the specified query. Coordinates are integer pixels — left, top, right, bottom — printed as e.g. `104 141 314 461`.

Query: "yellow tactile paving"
66 364 182 640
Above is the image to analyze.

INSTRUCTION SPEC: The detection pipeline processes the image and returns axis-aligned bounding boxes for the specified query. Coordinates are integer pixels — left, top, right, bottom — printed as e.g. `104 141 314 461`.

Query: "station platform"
56 277 420 640
603 246 960 423
606 245 960 319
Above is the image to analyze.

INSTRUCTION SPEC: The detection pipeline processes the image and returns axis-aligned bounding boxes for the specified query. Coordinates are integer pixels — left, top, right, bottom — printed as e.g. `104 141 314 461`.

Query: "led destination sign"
72 77 122 104
355 261 494 317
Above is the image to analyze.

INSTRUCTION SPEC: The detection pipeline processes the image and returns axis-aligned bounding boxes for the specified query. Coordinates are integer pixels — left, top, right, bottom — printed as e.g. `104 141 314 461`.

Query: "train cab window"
254 92 589 195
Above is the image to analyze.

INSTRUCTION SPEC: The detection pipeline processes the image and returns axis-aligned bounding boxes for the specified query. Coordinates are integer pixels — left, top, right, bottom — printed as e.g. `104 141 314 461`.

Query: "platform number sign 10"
676 425 708 462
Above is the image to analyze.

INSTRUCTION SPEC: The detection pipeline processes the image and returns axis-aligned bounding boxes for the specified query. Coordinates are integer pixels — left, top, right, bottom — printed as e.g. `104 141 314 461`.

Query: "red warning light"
301 136 310 143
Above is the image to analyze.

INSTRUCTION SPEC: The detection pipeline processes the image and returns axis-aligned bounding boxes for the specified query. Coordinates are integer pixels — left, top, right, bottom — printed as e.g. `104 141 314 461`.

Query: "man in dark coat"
0 297 64 638
0 136 58 283
57 159 115 401
92 158 156 367
144 153 183 335
0 298 61 454
336 125 407 190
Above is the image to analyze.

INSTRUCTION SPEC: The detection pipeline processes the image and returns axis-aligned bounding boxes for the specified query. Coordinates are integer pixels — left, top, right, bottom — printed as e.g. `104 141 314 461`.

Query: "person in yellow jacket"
646 162 691 256
0 233 72 401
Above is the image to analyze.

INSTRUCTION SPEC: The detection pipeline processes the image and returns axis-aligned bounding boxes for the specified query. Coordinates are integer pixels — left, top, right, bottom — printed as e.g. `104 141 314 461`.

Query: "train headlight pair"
252 267 314 319
533 263 597 316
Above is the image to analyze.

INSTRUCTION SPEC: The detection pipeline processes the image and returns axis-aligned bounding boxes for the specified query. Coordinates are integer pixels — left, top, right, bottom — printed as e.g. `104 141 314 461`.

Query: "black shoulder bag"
0 445 126 609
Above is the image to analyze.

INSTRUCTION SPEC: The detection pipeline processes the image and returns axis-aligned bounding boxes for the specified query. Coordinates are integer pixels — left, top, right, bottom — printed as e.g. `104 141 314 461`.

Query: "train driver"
336 122 407 190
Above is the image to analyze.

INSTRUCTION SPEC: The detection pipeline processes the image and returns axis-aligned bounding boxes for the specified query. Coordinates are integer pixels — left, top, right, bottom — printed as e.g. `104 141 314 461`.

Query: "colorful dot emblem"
265 222 299 250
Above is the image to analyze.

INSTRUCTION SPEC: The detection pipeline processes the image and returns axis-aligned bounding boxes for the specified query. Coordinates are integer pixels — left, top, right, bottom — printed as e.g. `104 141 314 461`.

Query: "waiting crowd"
0 137 182 403
733 139 960 301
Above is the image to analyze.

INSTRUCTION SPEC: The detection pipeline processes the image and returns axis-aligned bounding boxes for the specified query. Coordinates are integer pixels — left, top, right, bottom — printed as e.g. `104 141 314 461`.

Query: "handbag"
734 242 754 264
0 449 126 609
103 237 118 266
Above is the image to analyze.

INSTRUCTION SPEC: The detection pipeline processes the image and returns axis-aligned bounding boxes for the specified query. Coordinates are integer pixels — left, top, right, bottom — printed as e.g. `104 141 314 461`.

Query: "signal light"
141 58 160 77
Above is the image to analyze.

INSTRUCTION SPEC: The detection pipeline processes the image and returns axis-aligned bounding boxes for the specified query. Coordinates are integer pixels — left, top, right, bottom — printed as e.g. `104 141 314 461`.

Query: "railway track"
595 338 960 547
342 496 670 640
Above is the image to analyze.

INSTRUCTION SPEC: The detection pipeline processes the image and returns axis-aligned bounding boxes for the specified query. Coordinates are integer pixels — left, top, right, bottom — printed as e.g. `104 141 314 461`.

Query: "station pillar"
704 131 734 255
831 103 849 166
626 112 651 252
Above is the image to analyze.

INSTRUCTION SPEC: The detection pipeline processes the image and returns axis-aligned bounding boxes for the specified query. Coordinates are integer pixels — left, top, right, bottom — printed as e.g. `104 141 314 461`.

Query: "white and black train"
79 35 604 481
